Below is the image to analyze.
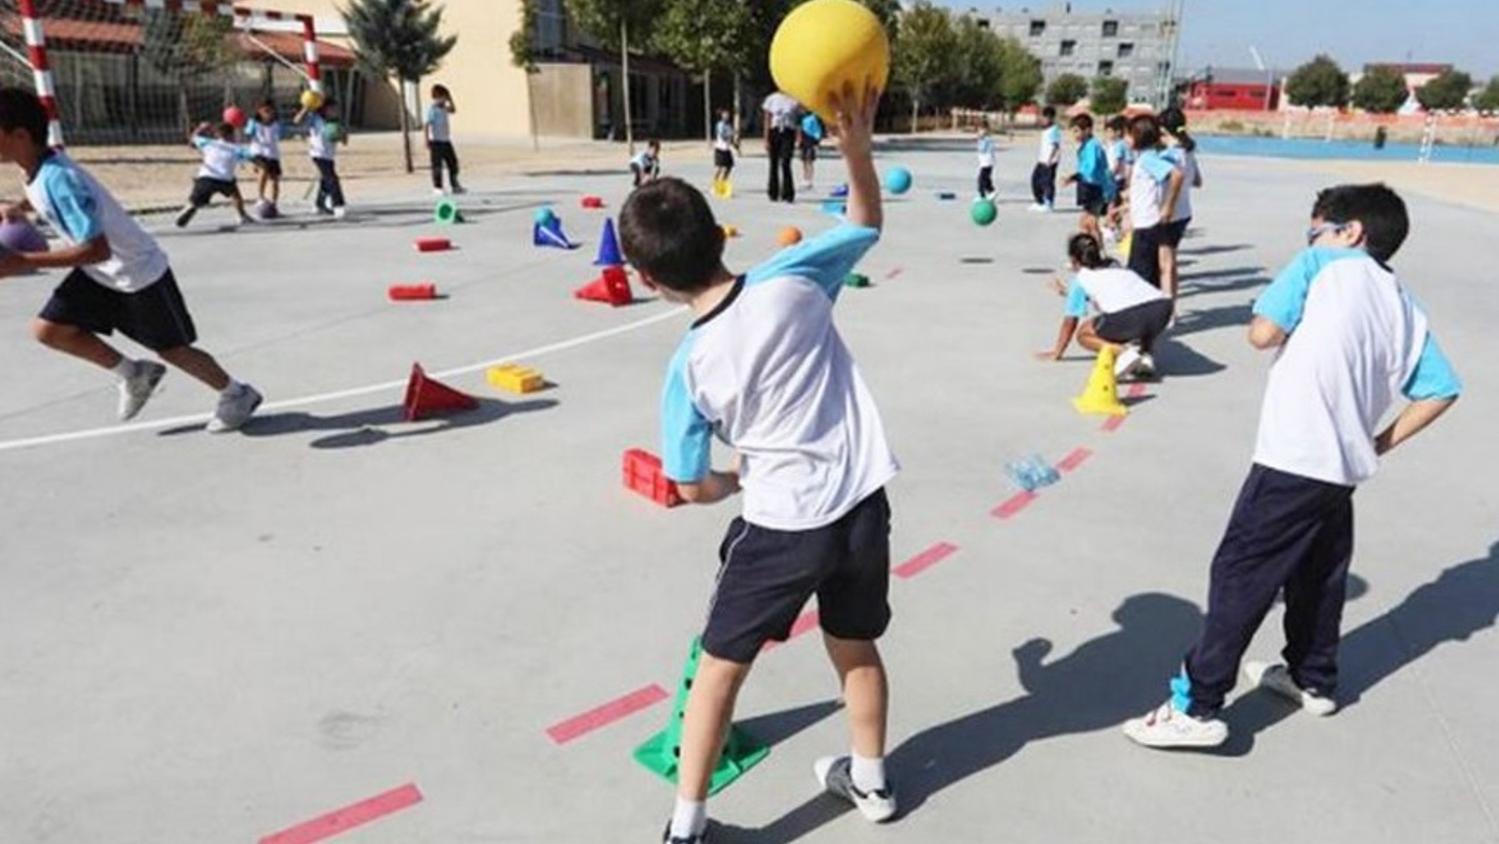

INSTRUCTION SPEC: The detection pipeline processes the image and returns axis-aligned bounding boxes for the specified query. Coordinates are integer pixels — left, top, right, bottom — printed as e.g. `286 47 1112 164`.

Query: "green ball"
970 198 997 226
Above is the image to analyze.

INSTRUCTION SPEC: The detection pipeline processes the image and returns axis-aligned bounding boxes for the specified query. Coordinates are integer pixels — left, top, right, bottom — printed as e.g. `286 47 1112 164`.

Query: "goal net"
0 0 326 147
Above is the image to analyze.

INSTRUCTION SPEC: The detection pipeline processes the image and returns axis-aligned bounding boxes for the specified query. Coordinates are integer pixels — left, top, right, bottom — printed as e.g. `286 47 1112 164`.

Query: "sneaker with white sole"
1122 700 1228 749
452 185 467 195
814 756 896 823
117 360 167 421
174 205 197 228
1244 660 1337 716
333 206 347 220
1027 203 1049 213
660 823 708 843
1113 344 1143 378
1135 352 1158 380
206 383 262 433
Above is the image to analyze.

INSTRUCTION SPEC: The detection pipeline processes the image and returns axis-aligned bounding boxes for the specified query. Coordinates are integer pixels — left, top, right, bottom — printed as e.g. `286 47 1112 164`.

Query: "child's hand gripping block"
486 363 544 394
622 448 683 508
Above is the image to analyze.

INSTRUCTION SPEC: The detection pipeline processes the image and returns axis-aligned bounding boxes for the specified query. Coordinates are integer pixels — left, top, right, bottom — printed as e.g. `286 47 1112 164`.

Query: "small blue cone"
594 218 623 266
830 183 849 198
533 217 576 250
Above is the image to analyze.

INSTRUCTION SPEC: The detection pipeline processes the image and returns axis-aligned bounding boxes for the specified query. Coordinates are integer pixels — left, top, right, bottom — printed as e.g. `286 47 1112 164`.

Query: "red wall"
1186 82 1279 111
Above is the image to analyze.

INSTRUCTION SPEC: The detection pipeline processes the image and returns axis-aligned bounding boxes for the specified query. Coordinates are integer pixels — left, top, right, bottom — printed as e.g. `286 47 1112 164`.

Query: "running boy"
245 98 284 216
976 123 996 200
1124 114 1184 288
618 82 897 842
175 121 255 228
711 109 738 186
294 96 347 218
1122 183 1461 749
1063 114 1116 239
630 139 661 188
1028 105 1062 212
1037 232 1170 380
0 88 262 431
426 84 463 195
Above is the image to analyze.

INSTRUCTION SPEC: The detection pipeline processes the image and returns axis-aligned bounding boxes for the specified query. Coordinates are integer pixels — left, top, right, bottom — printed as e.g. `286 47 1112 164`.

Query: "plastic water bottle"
1005 459 1039 492
1029 453 1061 487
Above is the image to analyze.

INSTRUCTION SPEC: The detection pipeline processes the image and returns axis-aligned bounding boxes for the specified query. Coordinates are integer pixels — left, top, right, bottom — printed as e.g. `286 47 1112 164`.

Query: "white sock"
110 359 136 380
219 378 243 397
668 797 706 838
851 751 886 793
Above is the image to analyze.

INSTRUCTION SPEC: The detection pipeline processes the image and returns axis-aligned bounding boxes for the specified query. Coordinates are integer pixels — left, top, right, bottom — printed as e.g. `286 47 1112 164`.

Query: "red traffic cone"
573 265 633 306
402 363 478 421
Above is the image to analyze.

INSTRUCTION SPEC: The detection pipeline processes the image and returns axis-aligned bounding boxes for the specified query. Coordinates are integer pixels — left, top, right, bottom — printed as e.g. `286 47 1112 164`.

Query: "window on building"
1060 39 1076 56
976 18 989 29
1098 60 1114 76
1029 19 1046 36
1101 19 1118 37
1117 42 1134 58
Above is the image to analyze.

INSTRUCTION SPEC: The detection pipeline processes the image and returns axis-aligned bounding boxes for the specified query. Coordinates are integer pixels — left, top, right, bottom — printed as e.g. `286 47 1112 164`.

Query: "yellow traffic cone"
1072 346 1128 416
1116 229 1133 263
712 178 734 199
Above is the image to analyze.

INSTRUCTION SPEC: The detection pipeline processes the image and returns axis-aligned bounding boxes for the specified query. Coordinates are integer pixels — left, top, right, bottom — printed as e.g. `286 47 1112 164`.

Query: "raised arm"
829 81 882 231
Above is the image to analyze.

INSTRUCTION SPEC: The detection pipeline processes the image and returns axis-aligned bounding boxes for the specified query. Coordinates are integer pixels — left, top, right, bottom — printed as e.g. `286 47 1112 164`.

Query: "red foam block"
414 237 452 252
388 283 436 301
622 448 682 507
581 195 605 209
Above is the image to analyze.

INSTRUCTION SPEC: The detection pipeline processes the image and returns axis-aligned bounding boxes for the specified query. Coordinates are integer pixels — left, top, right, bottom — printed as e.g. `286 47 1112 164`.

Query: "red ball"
222 106 247 128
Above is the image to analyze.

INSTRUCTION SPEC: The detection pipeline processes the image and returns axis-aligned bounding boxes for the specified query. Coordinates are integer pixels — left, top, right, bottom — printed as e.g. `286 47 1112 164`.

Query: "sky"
947 0 1499 78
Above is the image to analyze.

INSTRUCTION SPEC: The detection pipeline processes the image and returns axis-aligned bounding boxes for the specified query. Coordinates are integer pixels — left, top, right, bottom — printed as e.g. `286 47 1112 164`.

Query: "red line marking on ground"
885 267 903 280
259 783 423 844
892 541 959 579
1127 383 1147 398
764 609 821 652
1055 447 1092 474
1101 415 1125 432
545 684 669 745
991 490 1038 520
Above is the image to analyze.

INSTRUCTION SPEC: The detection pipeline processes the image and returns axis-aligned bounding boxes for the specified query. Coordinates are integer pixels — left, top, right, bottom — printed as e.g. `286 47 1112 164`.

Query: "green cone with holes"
843 273 870 288
633 637 769 794
434 198 462 225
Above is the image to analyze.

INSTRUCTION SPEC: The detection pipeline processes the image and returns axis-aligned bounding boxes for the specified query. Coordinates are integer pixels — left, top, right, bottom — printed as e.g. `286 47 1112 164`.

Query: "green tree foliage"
950 15 1003 109
508 0 542 150
141 11 237 127
342 0 457 172
1415 68 1473 112
995 36 1043 114
891 0 958 129
1473 76 1499 113
652 0 753 138
1285 54 1349 107
562 0 664 150
1045 72 1087 106
1089 75 1128 114
1351 65 1408 113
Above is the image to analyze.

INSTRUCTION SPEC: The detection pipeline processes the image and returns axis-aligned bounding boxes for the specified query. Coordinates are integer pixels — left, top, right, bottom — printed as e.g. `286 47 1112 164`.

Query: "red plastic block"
581 195 605 209
414 237 452 252
622 448 683 507
388 283 436 301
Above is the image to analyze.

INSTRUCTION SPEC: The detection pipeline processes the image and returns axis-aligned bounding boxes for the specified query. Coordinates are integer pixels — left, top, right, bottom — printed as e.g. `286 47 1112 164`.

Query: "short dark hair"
1042 105 1057 120
619 177 724 292
216 121 236 138
1068 232 1114 269
1128 113 1161 149
431 84 450 99
0 87 49 149
1312 183 1409 263
1158 106 1187 133
1070 113 1093 131
1105 115 1126 133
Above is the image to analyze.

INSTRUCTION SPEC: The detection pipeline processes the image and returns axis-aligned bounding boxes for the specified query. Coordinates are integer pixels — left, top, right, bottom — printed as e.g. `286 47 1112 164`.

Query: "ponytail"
1068 232 1113 269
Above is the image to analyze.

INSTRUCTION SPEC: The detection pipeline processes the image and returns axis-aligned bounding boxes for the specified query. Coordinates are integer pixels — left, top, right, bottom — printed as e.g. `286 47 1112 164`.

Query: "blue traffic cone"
533 216 576 250
594 218 623 266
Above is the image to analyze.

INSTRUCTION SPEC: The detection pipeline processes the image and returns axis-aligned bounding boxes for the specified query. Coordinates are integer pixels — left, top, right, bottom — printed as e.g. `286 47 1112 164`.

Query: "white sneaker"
432 187 446 197
1027 203 1048 213
1122 701 1228 749
1244 661 1337 716
206 383 262 433
1135 352 1157 380
1113 344 1143 378
333 206 347 220
451 185 467 195
814 756 896 823
117 360 167 421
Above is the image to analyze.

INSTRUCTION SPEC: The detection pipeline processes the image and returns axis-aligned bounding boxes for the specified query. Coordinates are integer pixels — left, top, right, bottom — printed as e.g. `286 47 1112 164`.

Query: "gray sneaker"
814 756 896 823
206 383 262 433
660 823 708 843
117 360 166 421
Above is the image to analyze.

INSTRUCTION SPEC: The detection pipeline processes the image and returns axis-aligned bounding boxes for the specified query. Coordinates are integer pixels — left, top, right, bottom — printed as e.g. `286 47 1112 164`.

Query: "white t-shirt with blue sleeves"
1251 246 1460 486
426 104 450 142
1064 266 1164 318
1161 146 1196 222
660 224 899 531
1037 124 1062 163
192 136 250 181
1129 149 1176 229
977 136 996 168
23 152 169 293
245 117 282 160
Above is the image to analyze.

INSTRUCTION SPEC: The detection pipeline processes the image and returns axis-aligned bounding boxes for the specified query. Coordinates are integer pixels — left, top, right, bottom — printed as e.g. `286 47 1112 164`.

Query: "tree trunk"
526 72 541 152
399 77 414 174
178 86 189 132
732 75 741 136
621 18 634 155
910 96 919 134
703 68 712 142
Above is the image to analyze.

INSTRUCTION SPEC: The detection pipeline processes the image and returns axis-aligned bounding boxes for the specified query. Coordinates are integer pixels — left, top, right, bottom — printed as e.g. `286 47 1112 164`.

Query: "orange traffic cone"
402 363 478 421
574 265 633 306
1072 346 1128 416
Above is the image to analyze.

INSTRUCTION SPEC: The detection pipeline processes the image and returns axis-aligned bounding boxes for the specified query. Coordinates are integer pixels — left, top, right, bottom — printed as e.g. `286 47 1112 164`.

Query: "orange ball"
777 226 803 246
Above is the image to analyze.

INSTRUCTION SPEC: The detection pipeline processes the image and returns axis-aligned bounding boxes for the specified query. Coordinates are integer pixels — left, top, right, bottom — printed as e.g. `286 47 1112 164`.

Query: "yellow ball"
769 0 889 122
300 89 324 110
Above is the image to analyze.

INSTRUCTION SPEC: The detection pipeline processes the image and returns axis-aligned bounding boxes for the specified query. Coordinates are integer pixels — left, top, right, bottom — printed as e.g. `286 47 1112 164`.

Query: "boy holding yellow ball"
620 78 895 842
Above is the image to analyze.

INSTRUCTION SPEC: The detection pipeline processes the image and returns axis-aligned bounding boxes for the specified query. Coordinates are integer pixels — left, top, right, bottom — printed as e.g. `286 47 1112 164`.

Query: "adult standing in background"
762 89 802 203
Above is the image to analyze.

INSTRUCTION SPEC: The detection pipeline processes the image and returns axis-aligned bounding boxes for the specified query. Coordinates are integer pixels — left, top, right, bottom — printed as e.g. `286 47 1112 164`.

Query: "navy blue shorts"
703 489 892 663
1162 217 1191 247
38 267 198 351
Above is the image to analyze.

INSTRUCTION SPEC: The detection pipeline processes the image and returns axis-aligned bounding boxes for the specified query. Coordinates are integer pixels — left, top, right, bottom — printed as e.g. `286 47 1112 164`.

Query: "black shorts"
1161 217 1191 247
799 143 818 163
1077 182 1109 216
713 149 735 169
38 267 197 351
703 488 892 663
252 156 282 179
1127 223 1165 288
189 177 238 207
1093 298 1174 348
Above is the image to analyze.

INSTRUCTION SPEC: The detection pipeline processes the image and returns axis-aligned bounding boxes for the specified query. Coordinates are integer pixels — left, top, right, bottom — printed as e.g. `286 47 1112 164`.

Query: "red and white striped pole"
17 0 63 147
298 15 323 95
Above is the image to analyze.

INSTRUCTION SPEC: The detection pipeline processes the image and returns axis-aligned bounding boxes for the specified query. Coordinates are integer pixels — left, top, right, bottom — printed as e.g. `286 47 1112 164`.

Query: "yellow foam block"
487 363 544 394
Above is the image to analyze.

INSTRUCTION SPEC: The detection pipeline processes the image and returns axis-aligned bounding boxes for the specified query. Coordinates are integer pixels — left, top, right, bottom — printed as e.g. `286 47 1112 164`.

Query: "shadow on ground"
158 397 555 448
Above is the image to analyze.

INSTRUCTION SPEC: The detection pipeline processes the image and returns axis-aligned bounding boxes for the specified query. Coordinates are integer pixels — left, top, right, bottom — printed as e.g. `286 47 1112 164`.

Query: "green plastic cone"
434 198 460 225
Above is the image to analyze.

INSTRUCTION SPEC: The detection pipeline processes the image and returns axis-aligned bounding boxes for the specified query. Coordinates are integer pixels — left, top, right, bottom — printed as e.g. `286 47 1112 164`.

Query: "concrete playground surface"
0 136 1494 844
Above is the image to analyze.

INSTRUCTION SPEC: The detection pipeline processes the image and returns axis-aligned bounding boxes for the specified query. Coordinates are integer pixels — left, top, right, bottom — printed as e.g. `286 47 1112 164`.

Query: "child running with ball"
619 81 897 842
